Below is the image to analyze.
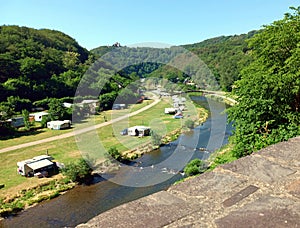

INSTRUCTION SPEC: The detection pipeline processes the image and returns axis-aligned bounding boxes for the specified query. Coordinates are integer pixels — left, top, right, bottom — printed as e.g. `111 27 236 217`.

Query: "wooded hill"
92 31 256 91
0 25 91 105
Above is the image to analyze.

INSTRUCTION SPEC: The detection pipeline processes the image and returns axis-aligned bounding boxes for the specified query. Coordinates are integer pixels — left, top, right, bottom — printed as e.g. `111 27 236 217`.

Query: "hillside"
0 25 91 103
92 31 257 91
182 31 257 91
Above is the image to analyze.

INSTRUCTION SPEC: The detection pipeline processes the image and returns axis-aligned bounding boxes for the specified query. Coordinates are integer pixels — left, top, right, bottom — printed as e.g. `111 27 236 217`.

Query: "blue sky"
1 0 299 50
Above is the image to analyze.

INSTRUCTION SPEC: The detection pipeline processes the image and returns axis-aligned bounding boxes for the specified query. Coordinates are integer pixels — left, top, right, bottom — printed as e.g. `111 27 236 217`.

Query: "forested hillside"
183 31 257 91
92 32 256 91
0 25 91 105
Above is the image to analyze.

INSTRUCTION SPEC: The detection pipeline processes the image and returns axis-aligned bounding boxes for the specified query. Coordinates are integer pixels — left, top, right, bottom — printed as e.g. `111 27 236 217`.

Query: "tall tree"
228 7 300 158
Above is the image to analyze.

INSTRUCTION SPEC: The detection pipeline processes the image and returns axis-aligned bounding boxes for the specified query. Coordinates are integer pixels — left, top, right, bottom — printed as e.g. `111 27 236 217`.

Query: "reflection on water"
1 97 233 228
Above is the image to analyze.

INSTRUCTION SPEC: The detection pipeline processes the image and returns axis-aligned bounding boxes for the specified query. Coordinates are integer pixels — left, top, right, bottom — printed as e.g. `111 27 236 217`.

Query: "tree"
151 130 162 146
61 158 92 183
21 109 31 130
228 7 300 158
48 98 71 120
99 91 117 110
184 119 195 129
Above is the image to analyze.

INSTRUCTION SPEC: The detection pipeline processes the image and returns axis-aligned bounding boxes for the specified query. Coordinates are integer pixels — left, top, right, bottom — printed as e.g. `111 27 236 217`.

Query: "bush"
184 119 195 129
184 159 207 176
107 147 122 161
151 130 162 146
61 159 92 183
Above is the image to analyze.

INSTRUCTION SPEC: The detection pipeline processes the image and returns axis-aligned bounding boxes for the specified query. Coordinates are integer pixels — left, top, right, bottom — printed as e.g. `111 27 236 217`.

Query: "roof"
47 120 71 125
30 112 48 116
81 100 99 104
128 126 150 130
26 159 53 171
63 102 73 108
32 155 53 161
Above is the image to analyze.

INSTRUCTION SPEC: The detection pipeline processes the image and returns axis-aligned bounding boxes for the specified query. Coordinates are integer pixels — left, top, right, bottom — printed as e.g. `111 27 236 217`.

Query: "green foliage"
48 98 71 120
228 7 300 158
183 31 256 91
21 109 31 130
107 146 122 161
0 25 90 103
209 145 237 170
151 130 162 146
184 119 195 129
61 158 92 183
184 159 207 176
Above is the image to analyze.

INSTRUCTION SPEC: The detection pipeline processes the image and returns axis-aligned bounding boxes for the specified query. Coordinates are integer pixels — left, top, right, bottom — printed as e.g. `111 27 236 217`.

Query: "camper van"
17 155 55 177
127 126 151 137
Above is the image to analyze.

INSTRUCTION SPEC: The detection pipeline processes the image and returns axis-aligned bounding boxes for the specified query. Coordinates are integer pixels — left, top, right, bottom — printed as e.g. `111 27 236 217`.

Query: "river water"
0 97 233 228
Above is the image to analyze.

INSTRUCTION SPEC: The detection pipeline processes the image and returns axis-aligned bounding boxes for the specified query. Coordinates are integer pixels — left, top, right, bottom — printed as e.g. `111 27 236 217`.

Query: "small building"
128 126 151 137
30 112 49 122
47 120 71 130
8 117 25 128
17 155 55 177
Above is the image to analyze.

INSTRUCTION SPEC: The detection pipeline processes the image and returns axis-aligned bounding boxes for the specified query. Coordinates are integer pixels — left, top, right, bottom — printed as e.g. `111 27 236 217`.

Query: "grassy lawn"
0 100 154 150
0 97 204 200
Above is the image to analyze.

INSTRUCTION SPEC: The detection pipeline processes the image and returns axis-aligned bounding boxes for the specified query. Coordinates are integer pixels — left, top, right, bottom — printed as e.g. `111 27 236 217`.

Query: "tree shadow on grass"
0 128 46 141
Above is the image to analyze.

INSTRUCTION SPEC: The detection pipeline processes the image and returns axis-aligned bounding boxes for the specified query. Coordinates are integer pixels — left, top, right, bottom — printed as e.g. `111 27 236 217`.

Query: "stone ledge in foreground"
77 136 300 228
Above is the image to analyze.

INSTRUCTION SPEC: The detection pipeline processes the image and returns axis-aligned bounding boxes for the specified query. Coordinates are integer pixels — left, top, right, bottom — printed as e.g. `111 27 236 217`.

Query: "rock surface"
77 137 300 227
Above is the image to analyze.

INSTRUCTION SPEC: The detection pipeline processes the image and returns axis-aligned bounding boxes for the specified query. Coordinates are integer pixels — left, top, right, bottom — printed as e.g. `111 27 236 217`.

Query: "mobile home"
47 120 71 130
17 155 55 177
128 126 151 136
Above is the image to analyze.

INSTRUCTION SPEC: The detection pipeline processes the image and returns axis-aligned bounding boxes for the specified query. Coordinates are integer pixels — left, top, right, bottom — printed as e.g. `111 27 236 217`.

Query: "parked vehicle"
120 128 128 135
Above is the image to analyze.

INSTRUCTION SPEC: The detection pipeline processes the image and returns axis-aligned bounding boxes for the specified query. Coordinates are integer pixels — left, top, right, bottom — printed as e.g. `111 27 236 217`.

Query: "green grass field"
0 97 204 199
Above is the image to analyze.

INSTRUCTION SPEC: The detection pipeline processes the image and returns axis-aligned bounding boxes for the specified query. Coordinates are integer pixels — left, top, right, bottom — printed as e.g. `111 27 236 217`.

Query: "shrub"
61 158 92 183
184 159 207 176
107 147 122 161
184 119 195 129
151 130 162 146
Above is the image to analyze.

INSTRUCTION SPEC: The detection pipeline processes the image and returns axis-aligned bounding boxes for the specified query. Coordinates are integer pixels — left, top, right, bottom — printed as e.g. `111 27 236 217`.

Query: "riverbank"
0 95 208 218
121 105 208 160
0 96 231 227
0 174 75 217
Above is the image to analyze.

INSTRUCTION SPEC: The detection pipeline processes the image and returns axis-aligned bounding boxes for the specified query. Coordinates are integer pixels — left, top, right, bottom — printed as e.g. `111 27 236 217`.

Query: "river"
0 97 233 228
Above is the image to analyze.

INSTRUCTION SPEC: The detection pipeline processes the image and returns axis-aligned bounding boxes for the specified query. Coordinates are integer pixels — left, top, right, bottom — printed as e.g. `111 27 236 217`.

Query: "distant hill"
0 25 257 115
182 31 258 91
92 31 258 91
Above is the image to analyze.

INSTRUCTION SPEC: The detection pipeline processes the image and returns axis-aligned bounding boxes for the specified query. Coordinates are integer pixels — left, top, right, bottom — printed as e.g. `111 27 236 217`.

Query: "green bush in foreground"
184 159 207 176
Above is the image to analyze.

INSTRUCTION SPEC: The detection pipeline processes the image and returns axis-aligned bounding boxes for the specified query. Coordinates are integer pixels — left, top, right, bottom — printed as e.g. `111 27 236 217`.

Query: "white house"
128 126 151 136
47 120 71 130
30 112 49 122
